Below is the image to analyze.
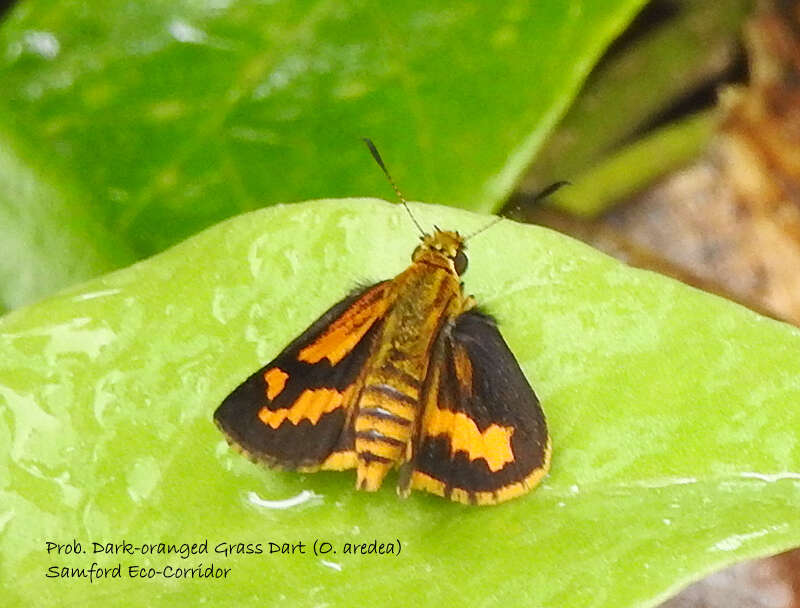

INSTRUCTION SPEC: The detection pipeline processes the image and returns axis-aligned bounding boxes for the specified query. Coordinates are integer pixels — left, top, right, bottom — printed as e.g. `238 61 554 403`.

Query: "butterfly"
214 140 550 505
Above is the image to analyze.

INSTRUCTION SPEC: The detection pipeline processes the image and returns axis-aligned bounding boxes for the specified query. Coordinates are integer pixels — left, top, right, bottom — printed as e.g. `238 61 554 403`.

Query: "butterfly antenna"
465 180 571 242
363 138 425 236
531 180 571 203
464 216 503 241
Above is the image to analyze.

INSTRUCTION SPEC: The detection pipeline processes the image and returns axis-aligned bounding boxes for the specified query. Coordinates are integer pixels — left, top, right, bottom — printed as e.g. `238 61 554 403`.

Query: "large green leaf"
0 0 647 308
2 200 799 607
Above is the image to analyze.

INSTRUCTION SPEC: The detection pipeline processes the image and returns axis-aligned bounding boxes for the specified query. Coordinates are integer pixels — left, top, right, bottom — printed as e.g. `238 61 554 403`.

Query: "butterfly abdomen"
354 382 418 489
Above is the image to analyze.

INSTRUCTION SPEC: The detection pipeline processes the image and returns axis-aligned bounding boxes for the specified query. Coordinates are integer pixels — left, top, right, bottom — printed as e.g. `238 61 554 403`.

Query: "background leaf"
1 200 799 607
0 0 647 308
520 0 752 206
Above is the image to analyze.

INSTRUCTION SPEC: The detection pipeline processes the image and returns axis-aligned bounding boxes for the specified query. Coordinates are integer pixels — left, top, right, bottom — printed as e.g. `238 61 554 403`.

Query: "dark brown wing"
214 282 393 471
404 310 550 505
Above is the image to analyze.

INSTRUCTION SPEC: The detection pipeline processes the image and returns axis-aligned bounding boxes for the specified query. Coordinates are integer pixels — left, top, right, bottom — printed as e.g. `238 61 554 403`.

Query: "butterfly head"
413 228 468 275
362 138 468 276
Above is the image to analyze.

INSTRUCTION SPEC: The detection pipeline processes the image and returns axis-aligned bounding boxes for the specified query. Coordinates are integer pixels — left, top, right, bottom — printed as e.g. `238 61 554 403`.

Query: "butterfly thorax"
354 230 470 490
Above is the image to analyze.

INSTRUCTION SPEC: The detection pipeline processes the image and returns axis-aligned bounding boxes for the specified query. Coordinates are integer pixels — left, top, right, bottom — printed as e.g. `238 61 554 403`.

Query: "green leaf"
0 126 136 310
2 200 799 607
0 0 647 307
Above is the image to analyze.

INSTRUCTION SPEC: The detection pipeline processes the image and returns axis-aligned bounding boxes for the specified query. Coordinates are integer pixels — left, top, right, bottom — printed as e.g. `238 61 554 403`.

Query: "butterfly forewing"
214 282 392 470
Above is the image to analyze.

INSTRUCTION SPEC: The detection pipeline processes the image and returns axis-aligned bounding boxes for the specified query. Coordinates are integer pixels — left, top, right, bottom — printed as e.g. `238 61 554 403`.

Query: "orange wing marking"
425 408 514 472
298 286 391 365
264 368 289 400
319 451 357 471
258 388 343 429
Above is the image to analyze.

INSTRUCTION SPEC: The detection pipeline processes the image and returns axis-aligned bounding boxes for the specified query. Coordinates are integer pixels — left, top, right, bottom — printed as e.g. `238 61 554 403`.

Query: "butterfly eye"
454 250 468 275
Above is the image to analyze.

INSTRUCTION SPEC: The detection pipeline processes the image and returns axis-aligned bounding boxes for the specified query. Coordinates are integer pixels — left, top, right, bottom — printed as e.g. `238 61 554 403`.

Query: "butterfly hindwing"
408 310 551 505
214 281 393 471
